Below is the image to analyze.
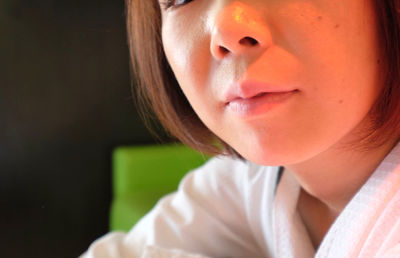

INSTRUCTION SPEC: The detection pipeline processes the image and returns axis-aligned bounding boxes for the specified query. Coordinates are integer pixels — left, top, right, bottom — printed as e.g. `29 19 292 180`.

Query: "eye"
160 0 194 10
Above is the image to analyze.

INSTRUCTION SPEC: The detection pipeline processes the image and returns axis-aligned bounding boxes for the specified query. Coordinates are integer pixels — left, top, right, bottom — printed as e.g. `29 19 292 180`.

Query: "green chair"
109 144 209 232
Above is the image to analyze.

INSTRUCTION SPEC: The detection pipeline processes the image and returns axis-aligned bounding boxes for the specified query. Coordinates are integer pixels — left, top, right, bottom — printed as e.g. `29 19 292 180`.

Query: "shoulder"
81 156 278 258
181 155 276 191
172 155 278 207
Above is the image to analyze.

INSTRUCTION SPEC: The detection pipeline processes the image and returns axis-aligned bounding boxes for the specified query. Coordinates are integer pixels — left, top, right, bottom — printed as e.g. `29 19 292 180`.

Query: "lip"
224 81 298 117
223 80 296 103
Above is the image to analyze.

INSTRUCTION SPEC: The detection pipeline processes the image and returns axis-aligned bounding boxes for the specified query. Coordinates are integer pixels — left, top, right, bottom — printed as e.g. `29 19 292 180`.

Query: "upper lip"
223 80 297 104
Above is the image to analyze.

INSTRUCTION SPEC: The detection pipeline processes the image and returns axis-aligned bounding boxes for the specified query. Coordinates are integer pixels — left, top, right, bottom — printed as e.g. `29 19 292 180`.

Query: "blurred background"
1 0 165 257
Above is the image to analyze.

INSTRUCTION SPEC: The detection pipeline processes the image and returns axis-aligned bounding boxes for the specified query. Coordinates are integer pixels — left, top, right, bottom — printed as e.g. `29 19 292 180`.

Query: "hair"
125 0 400 157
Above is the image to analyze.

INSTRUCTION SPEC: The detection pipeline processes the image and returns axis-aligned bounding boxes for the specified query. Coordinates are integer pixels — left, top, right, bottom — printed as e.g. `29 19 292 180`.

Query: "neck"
286 137 398 217
287 137 398 249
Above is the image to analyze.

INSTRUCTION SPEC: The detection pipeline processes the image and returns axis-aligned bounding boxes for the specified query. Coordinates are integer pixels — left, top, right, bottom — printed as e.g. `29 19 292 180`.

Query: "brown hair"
126 0 400 156
366 0 400 148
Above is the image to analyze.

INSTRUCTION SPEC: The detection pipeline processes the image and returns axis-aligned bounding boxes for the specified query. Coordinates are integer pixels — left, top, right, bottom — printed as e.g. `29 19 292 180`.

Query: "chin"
233 140 318 167
234 145 291 166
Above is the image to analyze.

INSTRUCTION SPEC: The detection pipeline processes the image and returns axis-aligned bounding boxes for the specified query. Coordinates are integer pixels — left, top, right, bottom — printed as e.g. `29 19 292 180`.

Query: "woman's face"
160 0 383 165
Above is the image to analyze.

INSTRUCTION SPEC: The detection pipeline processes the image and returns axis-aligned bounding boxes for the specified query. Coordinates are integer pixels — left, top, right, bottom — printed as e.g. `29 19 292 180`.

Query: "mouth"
226 91 298 117
223 80 297 103
223 81 298 117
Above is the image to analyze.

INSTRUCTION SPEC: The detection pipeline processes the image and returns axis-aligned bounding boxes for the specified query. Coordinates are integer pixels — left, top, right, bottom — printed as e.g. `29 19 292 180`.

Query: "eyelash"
160 0 193 10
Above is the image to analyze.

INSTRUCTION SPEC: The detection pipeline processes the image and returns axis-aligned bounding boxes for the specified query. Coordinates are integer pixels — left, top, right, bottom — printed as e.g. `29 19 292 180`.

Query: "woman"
83 0 400 257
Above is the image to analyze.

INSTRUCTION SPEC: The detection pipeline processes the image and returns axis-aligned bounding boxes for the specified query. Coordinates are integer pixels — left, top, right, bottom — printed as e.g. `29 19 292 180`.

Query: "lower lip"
226 91 297 117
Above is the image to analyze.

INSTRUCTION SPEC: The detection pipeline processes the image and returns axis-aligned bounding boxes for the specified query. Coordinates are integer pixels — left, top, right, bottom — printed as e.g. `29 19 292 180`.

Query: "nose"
210 3 271 60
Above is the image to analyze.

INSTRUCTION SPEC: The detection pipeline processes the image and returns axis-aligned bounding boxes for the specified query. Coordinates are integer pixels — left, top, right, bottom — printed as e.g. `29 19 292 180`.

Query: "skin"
159 0 398 248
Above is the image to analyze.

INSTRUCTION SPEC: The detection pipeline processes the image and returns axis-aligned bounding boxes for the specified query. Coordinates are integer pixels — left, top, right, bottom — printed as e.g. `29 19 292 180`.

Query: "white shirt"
82 144 400 258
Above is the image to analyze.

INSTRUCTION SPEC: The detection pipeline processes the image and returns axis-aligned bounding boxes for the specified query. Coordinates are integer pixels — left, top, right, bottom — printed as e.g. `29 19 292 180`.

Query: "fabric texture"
141 246 211 258
82 144 400 258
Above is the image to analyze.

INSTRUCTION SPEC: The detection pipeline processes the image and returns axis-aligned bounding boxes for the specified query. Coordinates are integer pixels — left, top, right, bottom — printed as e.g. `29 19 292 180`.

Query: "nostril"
219 46 230 54
213 36 260 58
239 36 259 46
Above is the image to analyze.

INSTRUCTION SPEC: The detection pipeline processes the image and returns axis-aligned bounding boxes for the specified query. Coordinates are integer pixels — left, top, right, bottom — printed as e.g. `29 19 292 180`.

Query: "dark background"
1 0 162 257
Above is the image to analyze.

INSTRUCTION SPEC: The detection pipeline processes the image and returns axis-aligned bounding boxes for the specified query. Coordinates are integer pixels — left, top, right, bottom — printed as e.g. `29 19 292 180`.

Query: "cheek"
277 1 381 113
162 21 222 127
